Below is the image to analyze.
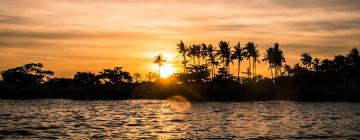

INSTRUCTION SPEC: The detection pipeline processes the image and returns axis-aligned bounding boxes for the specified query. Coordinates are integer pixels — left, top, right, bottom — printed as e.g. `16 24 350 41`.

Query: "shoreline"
1 84 359 102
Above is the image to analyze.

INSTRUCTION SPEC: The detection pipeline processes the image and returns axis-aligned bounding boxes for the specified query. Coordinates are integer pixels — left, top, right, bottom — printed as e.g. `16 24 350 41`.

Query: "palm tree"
217 41 232 78
301 52 312 70
201 43 209 65
253 49 260 80
207 51 219 79
244 42 259 80
272 43 285 77
283 64 293 76
206 44 217 78
312 58 321 73
195 44 201 65
153 54 166 79
187 44 198 65
232 42 245 82
263 47 275 80
244 42 255 78
177 40 188 74
347 48 360 72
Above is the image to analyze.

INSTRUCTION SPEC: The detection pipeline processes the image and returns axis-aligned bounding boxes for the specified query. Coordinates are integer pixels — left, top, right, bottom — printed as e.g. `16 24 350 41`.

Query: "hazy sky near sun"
0 0 360 77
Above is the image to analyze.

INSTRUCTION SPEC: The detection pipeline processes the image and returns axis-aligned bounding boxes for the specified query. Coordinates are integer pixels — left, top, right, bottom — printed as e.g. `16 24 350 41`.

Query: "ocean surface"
0 99 360 139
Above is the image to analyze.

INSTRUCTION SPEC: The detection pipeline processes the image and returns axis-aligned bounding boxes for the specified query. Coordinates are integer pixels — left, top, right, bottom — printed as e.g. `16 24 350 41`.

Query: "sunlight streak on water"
0 100 359 139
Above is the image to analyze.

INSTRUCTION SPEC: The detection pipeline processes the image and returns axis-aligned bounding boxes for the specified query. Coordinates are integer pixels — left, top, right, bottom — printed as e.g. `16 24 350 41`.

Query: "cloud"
287 19 360 31
0 29 158 40
0 0 360 77
272 0 360 10
0 14 30 24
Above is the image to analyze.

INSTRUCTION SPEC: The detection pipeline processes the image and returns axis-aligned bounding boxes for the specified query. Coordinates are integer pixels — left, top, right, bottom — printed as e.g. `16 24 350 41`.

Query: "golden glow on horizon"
0 1 359 78
160 64 176 78
151 52 178 78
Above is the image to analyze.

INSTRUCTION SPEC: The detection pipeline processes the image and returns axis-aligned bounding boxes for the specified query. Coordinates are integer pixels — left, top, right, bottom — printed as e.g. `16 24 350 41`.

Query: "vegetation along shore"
1 41 359 101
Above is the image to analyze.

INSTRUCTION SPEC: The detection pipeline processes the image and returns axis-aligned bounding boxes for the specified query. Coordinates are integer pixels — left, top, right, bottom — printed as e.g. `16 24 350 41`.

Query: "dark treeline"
0 40 360 101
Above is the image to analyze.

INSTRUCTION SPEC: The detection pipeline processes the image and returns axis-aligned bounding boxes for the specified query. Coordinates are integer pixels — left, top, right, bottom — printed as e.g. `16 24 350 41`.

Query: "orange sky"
0 0 359 77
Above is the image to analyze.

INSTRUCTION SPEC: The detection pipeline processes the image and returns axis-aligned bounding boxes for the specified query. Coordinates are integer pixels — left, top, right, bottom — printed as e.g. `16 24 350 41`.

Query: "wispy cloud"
0 0 359 77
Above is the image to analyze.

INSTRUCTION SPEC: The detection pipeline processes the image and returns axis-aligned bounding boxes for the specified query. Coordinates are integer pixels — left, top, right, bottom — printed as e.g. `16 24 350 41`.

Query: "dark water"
0 99 360 139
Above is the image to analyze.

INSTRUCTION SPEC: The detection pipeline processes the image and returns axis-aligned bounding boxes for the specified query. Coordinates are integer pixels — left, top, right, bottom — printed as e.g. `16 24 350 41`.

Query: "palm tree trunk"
158 65 161 79
252 58 255 80
271 68 274 80
184 62 187 74
211 65 213 79
248 59 251 78
274 67 277 78
237 59 240 82
183 54 187 74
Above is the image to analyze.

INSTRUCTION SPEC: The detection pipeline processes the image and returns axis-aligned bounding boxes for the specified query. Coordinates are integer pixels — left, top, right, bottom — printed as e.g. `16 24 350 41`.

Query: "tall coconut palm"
252 49 260 79
263 47 275 80
176 40 188 74
272 43 285 77
217 41 231 77
195 44 201 65
207 52 219 79
187 45 197 65
153 54 166 79
244 42 259 80
201 43 209 65
206 44 216 78
301 53 312 70
244 42 255 78
232 42 245 82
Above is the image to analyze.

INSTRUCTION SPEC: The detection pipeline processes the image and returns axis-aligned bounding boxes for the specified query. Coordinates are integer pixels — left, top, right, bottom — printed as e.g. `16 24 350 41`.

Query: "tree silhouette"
263 46 275 79
195 44 201 65
187 64 210 82
73 72 100 86
312 58 321 73
217 41 232 78
153 54 166 79
145 72 158 82
1 63 54 85
272 43 285 77
301 53 312 70
133 73 142 83
99 67 132 85
244 42 254 79
319 59 333 73
177 40 188 74
207 45 219 79
333 55 347 72
232 42 246 82
201 43 209 65
283 64 293 76
244 42 260 80
347 48 360 72
188 45 197 65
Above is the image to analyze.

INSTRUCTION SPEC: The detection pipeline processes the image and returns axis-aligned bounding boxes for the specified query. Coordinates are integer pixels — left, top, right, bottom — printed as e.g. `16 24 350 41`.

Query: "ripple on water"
126 123 145 127
0 100 359 139
168 119 186 123
0 129 35 136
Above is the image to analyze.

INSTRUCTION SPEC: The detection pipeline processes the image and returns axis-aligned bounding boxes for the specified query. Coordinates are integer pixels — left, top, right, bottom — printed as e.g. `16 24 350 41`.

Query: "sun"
160 64 175 78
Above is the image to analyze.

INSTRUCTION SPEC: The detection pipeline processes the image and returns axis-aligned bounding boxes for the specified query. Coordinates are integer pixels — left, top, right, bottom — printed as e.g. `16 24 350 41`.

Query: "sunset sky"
0 0 359 77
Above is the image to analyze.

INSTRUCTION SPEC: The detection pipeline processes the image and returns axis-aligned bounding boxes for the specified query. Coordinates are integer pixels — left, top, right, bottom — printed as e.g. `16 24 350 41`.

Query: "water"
0 99 360 139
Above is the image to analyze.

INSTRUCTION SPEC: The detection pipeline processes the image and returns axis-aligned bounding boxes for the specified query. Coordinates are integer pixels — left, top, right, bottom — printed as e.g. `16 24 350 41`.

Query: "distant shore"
1 42 360 102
